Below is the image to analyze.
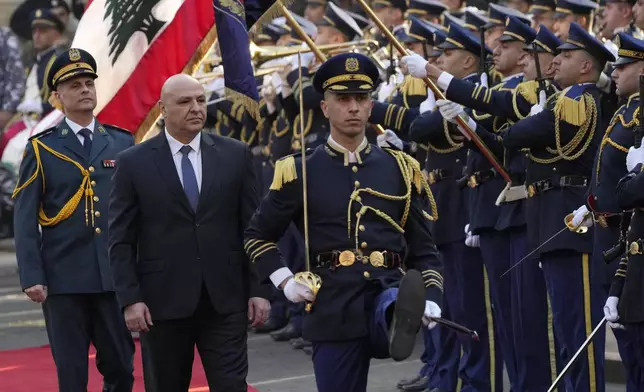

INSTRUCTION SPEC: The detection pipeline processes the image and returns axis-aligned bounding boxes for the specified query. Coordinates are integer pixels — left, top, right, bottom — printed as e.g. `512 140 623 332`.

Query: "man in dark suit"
108 74 271 392
13 48 135 392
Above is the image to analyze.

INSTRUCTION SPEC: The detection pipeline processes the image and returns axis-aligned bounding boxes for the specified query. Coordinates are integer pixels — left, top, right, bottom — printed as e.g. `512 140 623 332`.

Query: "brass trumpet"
195 65 285 83
249 39 381 66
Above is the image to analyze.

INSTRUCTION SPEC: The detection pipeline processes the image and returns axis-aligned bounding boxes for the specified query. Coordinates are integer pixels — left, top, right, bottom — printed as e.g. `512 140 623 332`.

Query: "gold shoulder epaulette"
515 80 539 105
400 76 427 97
269 153 299 191
554 86 588 126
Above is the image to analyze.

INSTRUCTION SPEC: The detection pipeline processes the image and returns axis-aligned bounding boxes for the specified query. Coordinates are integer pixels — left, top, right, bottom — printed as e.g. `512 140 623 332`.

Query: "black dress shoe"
270 322 302 342
389 269 425 362
400 376 429 391
290 337 312 349
397 374 423 389
254 317 287 334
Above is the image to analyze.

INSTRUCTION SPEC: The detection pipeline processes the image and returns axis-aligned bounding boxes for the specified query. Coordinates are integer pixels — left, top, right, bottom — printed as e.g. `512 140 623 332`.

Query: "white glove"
290 52 315 70
283 277 315 303
604 296 624 329
206 77 226 97
464 224 480 247
377 129 403 150
571 205 593 228
401 53 428 79
17 99 43 114
437 99 464 124
419 88 436 113
378 76 397 102
422 301 442 330
626 145 644 172
528 90 547 116
479 73 488 88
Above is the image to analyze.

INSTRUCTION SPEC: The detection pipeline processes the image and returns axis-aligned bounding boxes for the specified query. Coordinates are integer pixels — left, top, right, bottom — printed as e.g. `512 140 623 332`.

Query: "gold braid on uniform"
347 149 438 251
12 139 96 227
529 92 598 164
512 80 539 120
595 106 638 185
428 120 463 154
615 257 627 279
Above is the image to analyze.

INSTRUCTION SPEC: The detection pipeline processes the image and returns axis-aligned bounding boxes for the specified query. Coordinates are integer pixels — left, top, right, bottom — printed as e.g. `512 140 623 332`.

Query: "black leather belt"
315 250 402 270
467 169 497 188
527 175 588 197
428 168 454 185
511 173 525 186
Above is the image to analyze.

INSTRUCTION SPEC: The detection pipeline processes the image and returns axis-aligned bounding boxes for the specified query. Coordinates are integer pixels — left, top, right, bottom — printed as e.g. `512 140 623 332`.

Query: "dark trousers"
439 240 498 392
616 323 644 390
478 229 517 391
424 300 459 391
42 293 134 392
541 250 605 392
140 289 249 392
509 228 556 391
312 288 397 392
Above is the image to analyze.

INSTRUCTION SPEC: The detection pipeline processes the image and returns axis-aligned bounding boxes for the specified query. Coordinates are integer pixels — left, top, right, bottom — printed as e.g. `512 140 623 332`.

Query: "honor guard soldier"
244 53 443 392
408 21 520 392
530 0 557 30
13 48 135 392
407 19 563 392
552 0 600 39
406 0 448 24
502 23 615 392
577 32 644 392
21 8 68 117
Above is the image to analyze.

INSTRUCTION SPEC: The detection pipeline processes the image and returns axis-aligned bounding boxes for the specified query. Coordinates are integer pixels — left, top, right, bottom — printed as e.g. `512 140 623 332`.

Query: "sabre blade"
500 226 568 278
547 317 607 392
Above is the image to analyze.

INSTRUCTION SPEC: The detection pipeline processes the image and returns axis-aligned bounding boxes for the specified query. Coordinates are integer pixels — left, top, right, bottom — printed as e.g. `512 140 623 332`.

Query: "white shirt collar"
65 117 96 135
502 73 523 82
327 135 368 164
165 129 201 155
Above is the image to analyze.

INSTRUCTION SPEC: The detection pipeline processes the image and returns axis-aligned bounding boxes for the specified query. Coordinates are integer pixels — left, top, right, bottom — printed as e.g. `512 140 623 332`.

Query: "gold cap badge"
69 48 81 62
345 57 359 72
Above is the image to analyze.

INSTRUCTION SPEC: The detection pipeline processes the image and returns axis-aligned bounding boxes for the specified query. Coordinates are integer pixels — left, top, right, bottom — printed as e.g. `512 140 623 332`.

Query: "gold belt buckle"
467 175 478 188
428 171 436 185
629 241 642 256
527 184 535 198
369 251 385 268
338 250 355 267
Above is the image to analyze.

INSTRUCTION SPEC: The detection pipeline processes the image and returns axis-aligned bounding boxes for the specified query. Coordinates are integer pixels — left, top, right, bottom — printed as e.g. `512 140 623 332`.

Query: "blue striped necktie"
179 145 199 211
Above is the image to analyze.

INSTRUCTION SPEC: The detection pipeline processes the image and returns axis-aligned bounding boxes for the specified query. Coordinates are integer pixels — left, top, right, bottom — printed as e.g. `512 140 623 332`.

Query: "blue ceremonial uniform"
411 24 505 392
502 23 615 392
14 48 135 392
612 161 644 390
245 53 443 392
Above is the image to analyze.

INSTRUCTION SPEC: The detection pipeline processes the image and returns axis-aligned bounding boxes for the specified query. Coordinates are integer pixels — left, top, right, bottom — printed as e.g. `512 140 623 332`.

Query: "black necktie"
79 128 92 156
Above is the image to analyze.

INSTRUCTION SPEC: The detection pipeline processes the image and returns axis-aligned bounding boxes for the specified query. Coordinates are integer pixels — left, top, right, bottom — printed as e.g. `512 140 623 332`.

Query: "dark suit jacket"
108 131 267 320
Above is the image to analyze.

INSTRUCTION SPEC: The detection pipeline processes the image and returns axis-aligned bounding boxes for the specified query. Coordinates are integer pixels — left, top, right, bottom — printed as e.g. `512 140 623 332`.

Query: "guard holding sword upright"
244 52 443 392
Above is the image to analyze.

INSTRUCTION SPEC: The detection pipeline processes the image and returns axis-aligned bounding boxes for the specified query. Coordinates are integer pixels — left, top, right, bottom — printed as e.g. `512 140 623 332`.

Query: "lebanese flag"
30 0 218 141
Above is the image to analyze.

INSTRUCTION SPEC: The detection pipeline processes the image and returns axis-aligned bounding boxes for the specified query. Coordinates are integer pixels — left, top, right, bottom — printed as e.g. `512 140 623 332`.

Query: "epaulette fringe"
555 90 587 126
269 155 297 191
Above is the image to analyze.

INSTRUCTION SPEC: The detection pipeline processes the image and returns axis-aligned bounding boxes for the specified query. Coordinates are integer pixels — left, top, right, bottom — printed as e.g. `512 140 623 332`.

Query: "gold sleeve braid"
347 149 438 251
615 257 627 278
12 139 96 227
244 238 278 264
529 93 598 164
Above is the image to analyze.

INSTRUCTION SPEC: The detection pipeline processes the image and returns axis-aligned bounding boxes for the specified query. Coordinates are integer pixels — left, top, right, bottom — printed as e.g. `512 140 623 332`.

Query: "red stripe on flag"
96 0 215 133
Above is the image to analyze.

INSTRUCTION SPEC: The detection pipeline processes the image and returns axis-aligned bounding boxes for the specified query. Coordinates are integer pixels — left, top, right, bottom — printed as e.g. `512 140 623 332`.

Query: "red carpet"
0 340 259 391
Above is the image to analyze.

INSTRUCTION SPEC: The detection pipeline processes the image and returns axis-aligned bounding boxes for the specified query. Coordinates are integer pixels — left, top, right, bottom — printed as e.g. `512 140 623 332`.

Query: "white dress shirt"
165 130 203 191
65 117 96 144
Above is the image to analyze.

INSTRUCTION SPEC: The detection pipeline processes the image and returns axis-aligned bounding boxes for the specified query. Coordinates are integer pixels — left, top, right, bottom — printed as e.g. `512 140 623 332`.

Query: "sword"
547 317 607 392
429 317 479 340
499 226 568 278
